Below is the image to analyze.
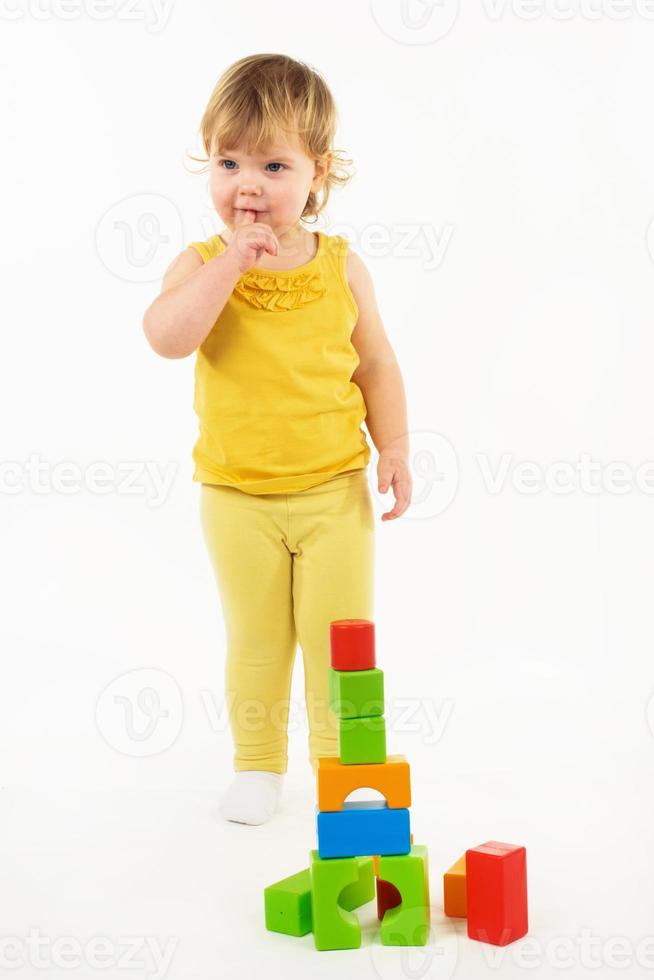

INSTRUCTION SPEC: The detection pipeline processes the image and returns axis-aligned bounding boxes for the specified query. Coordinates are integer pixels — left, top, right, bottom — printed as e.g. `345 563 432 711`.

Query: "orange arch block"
316 754 411 812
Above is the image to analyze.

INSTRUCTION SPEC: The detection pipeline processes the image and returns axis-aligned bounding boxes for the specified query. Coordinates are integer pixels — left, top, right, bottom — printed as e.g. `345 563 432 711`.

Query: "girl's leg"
199 483 297 775
288 470 375 770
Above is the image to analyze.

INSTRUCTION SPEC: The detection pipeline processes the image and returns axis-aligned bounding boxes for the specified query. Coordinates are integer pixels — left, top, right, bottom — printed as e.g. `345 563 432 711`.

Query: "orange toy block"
443 854 467 917
316 754 411 813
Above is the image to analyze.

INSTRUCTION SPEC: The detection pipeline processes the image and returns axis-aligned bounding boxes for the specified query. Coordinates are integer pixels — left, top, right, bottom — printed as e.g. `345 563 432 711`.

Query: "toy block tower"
310 619 431 950
263 618 529 951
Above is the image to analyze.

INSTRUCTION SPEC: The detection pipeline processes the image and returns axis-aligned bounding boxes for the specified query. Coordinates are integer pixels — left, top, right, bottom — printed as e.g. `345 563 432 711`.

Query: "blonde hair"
186 53 355 224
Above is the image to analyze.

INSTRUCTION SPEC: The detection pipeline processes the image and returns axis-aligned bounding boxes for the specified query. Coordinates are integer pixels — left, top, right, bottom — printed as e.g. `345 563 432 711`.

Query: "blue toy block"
316 800 411 859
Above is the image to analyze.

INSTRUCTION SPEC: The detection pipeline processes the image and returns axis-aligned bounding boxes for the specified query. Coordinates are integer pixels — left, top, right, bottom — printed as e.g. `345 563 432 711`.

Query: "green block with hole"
338 715 387 764
378 844 431 946
309 850 376 950
328 667 385 719
339 855 375 910
264 857 374 938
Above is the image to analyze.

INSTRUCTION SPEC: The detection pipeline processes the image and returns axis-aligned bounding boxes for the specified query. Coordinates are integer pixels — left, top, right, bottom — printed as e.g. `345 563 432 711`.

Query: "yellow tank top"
186 230 371 494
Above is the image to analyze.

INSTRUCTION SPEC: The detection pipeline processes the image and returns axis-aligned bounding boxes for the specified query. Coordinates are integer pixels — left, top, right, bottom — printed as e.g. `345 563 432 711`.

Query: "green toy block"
264 869 313 937
340 856 376 910
339 715 386 764
264 857 374 938
310 850 375 950
328 667 384 718
378 844 431 946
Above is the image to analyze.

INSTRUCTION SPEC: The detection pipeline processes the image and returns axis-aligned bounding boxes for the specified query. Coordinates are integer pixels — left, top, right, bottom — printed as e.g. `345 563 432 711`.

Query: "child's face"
209 132 329 241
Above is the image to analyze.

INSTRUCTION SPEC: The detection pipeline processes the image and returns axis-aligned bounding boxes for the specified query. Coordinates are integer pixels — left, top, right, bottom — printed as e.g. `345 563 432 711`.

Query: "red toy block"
376 877 401 920
466 841 528 946
330 619 376 671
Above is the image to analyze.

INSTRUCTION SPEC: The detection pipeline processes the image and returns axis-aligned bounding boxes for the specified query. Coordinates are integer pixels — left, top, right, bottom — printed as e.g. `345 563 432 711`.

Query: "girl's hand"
377 452 412 521
225 209 279 274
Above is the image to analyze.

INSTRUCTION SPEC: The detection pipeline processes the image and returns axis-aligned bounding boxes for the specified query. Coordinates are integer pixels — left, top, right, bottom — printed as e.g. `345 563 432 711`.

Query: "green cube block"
328 667 384 718
310 850 375 950
378 844 431 946
264 857 374 938
339 716 386 764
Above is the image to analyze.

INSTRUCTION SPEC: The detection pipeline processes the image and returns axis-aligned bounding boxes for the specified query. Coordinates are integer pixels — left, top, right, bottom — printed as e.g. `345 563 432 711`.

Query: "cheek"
276 184 303 207
209 168 230 192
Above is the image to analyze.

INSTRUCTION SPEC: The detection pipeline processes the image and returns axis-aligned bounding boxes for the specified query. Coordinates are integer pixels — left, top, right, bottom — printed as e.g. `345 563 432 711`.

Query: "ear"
312 151 333 191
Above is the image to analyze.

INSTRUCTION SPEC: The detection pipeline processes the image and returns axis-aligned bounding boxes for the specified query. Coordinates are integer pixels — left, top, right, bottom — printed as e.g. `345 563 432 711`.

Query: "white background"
2 1 654 977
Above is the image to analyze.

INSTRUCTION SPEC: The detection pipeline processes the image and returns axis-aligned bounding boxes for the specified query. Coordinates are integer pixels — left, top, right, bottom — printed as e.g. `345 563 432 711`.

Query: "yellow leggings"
199 468 375 775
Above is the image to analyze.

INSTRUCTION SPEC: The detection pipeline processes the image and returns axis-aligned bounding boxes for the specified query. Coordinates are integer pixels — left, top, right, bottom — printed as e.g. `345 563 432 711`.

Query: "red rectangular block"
466 840 528 946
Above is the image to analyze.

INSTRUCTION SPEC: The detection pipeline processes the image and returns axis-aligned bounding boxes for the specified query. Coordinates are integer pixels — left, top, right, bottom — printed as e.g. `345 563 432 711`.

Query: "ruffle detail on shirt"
233 268 326 312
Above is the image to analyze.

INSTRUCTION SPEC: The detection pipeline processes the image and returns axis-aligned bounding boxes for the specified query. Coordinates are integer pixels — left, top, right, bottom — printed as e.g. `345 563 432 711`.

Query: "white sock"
219 770 284 825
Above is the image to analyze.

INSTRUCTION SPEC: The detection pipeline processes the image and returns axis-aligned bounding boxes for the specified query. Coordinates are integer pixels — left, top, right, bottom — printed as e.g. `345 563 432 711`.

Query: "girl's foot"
219 770 284 825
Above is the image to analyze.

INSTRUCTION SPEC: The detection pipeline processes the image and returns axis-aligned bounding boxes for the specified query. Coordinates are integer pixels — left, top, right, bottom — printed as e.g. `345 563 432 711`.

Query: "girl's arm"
143 247 242 359
347 251 412 520
348 249 409 457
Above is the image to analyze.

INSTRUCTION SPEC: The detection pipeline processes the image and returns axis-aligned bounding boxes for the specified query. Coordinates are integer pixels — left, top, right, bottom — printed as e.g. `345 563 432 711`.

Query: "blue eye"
266 162 285 173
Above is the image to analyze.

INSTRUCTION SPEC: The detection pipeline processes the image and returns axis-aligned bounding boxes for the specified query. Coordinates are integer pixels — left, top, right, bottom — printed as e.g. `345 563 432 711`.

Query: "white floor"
2 695 653 980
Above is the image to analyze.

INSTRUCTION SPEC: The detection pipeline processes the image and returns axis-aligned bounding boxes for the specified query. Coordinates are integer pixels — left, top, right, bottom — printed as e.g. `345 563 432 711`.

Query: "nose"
237 181 262 200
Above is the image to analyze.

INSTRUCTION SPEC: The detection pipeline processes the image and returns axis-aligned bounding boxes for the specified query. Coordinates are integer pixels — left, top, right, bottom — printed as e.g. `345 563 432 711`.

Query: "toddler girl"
143 53 412 825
